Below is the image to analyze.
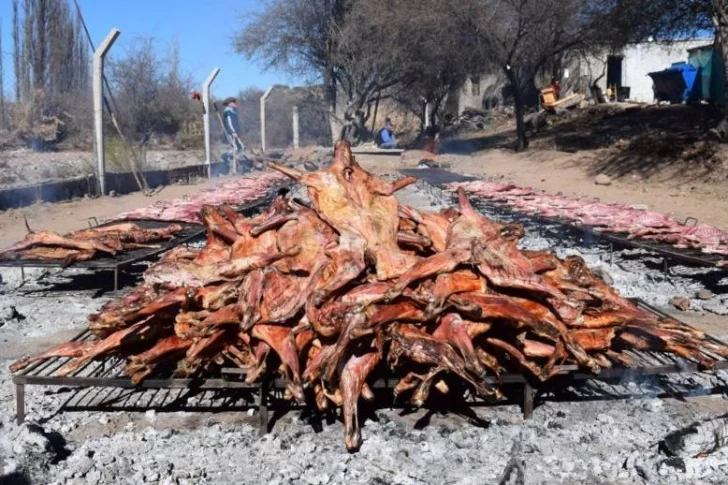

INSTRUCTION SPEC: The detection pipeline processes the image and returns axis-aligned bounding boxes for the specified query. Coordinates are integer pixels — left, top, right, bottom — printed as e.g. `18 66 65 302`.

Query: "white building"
447 38 713 115
584 39 711 103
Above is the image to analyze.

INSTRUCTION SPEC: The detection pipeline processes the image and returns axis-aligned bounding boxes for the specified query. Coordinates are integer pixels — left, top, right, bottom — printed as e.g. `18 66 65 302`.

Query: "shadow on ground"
439 104 726 184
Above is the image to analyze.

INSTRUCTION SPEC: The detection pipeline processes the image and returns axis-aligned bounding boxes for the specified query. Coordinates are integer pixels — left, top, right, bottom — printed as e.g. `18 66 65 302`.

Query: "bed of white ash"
1 181 728 484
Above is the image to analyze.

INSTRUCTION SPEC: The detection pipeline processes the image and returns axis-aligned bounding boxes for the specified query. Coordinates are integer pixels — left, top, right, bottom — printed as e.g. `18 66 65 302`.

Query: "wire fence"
1 75 329 202
0 85 330 195
0 1 338 208
235 86 330 152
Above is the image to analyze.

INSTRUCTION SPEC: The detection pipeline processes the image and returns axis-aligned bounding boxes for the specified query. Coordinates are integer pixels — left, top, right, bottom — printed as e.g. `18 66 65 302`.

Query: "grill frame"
0 220 205 270
0 190 281 291
0 220 205 291
11 300 728 431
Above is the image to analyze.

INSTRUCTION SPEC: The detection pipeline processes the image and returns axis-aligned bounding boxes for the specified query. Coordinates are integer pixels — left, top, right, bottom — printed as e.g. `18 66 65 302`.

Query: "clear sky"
0 0 304 99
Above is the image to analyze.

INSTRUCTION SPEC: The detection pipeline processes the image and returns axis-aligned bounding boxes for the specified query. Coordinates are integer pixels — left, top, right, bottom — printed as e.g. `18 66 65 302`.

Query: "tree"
458 0 603 151
379 0 481 129
12 1 20 102
32 0 48 94
235 0 485 144
109 37 195 144
11 0 90 119
234 0 351 144
333 0 454 140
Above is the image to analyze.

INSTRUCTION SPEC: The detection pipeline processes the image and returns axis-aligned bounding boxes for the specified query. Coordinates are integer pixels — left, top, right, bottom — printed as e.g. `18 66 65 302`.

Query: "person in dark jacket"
222 97 244 152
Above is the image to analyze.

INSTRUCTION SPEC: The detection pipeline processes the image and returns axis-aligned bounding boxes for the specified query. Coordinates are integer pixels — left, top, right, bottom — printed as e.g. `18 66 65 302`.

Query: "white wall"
456 73 507 114
587 40 711 103
449 39 714 113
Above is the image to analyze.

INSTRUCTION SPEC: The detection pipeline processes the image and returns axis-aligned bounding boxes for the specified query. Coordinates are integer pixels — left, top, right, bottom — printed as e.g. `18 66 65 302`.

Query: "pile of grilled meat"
0 222 184 264
11 141 728 450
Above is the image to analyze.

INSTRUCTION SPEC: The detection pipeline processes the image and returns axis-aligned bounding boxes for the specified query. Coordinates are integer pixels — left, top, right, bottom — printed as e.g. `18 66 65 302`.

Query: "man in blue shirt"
222 97 244 152
378 118 397 149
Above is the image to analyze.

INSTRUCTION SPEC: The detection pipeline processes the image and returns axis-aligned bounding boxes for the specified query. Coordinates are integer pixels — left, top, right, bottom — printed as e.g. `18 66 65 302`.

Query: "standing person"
550 77 561 100
378 118 397 149
222 97 244 153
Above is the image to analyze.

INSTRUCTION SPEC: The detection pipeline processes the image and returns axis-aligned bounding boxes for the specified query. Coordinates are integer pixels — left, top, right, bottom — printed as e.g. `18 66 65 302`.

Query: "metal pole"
16 384 25 424
93 28 120 196
292 105 300 149
202 68 220 178
522 382 534 419
260 86 274 152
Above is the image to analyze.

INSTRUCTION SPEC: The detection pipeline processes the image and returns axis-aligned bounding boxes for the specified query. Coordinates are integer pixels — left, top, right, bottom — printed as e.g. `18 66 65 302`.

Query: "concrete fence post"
93 28 120 196
202 68 220 178
292 106 299 149
260 86 274 152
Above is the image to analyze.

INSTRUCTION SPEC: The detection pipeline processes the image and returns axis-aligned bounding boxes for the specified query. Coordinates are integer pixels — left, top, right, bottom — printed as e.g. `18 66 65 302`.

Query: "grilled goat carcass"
270 140 418 281
12 141 728 452
0 222 184 264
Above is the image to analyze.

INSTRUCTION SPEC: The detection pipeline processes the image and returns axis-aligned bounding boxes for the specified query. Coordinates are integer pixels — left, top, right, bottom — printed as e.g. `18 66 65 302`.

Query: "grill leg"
20 265 25 282
16 384 25 425
522 383 534 420
258 379 269 436
113 268 119 292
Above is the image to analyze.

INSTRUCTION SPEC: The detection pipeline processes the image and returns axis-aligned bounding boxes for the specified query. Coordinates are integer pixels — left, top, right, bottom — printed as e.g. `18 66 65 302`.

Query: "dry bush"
173 120 205 150
108 38 197 148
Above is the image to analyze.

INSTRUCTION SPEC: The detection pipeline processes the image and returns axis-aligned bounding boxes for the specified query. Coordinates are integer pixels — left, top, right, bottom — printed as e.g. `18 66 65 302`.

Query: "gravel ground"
1 182 727 484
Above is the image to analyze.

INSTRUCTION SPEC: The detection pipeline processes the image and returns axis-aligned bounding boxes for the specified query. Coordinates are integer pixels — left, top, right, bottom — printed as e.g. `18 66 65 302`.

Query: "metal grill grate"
0 220 205 271
0 193 278 290
402 168 726 269
11 299 728 428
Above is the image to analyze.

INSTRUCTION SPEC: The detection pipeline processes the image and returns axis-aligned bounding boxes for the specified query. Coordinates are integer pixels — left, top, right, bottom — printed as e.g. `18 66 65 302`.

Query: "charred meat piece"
341 349 380 451
389 324 499 404
10 341 97 373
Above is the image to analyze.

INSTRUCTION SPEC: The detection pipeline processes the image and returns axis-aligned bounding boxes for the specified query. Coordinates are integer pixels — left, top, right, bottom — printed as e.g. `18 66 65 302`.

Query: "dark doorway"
607 55 624 88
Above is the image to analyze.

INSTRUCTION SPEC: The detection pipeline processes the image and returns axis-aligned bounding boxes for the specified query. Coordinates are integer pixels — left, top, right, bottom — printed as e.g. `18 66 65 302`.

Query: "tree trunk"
33 0 47 93
22 0 33 101
370 92 380 139
430 92 448 129
505 67 529 151
351 108 367 144
12 0 20 102
325 67 342 145
712 4 728 139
